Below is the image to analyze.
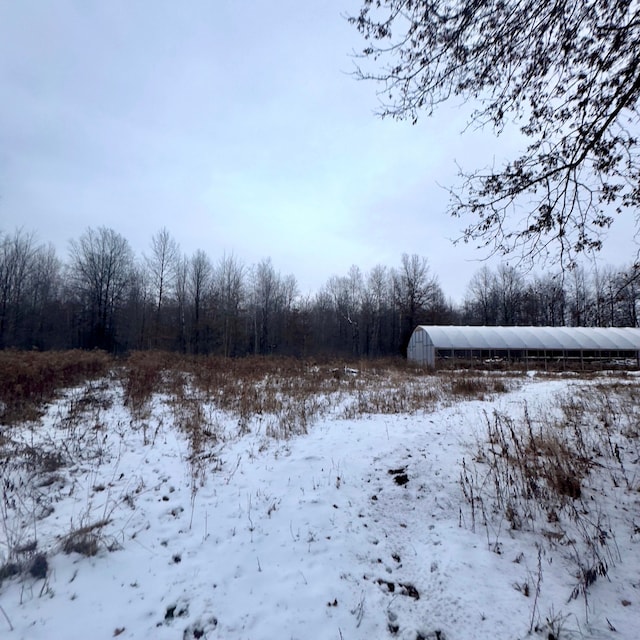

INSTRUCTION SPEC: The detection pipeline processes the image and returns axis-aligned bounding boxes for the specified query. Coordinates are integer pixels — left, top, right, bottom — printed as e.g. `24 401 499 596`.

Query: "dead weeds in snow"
440 370 512 400
110 352 517 438
0 349 111 424
1 362 121 587
0 350 521 599
461 379 640 626
122 350 174 420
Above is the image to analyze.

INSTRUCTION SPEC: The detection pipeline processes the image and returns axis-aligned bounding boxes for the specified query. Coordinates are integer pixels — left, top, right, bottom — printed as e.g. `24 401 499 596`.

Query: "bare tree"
69 227 134 350
567 266 592 326
465 266 498 325
145 228 180 347
188 249 213 354
364 264 391 355
120 263 151 350
526 274 566 326
250 260 301 355
0 229 37 347
496 264 525 325
616 265 640 326
174 254 189 352
350 1 640 268
393 253 443 350
23 243 63 348
252 258 279 355
324 266 365 356
214 253 245 357
281 274 298 310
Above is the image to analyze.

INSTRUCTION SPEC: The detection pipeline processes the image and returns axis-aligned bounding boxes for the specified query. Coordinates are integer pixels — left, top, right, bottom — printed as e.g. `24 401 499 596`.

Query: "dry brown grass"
440 370 511 399
121 350 175 419
0 349 111 424
473 408 593 519
117 352 468 442
1 350 517 435
62 518 113 557
461 379 640 616
0 348 524 445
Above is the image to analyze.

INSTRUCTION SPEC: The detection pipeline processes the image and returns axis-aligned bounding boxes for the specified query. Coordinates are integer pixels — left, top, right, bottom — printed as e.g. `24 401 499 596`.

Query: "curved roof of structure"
414 326 640 351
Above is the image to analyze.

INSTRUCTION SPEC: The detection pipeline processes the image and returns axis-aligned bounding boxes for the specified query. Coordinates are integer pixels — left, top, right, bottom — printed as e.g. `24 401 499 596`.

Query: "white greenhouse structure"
407 325 640 369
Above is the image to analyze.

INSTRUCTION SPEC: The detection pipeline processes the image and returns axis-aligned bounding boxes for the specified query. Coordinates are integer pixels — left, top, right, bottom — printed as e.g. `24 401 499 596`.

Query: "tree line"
0 227 638 357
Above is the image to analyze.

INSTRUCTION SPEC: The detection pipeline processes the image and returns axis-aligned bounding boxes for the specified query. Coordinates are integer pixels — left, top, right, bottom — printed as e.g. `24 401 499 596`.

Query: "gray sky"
1 0 637 303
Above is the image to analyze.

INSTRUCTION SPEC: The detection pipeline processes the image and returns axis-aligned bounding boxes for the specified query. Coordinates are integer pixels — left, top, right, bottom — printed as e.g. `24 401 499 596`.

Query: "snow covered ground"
1 369 639 639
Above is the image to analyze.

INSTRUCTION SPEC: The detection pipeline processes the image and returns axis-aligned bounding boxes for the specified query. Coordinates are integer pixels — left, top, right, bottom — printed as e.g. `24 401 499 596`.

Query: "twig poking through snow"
351 592 365 628
0 604 14 631
529 545 543 633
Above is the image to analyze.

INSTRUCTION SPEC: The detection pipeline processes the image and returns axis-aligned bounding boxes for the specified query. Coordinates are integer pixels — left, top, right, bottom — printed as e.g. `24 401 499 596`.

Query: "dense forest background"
1 227 638 356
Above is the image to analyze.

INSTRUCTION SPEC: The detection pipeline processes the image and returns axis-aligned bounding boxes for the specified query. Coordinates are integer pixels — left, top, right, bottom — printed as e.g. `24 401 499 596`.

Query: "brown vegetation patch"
62 519 112 557
441 370 511 400
0 349 111 424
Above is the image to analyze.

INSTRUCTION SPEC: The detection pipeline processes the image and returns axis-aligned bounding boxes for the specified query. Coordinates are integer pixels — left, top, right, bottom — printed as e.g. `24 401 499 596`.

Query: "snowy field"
1 363 639 640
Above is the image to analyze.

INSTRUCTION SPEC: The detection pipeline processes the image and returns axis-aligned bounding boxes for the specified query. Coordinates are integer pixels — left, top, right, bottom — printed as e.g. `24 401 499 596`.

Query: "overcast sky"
1 0 637 303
